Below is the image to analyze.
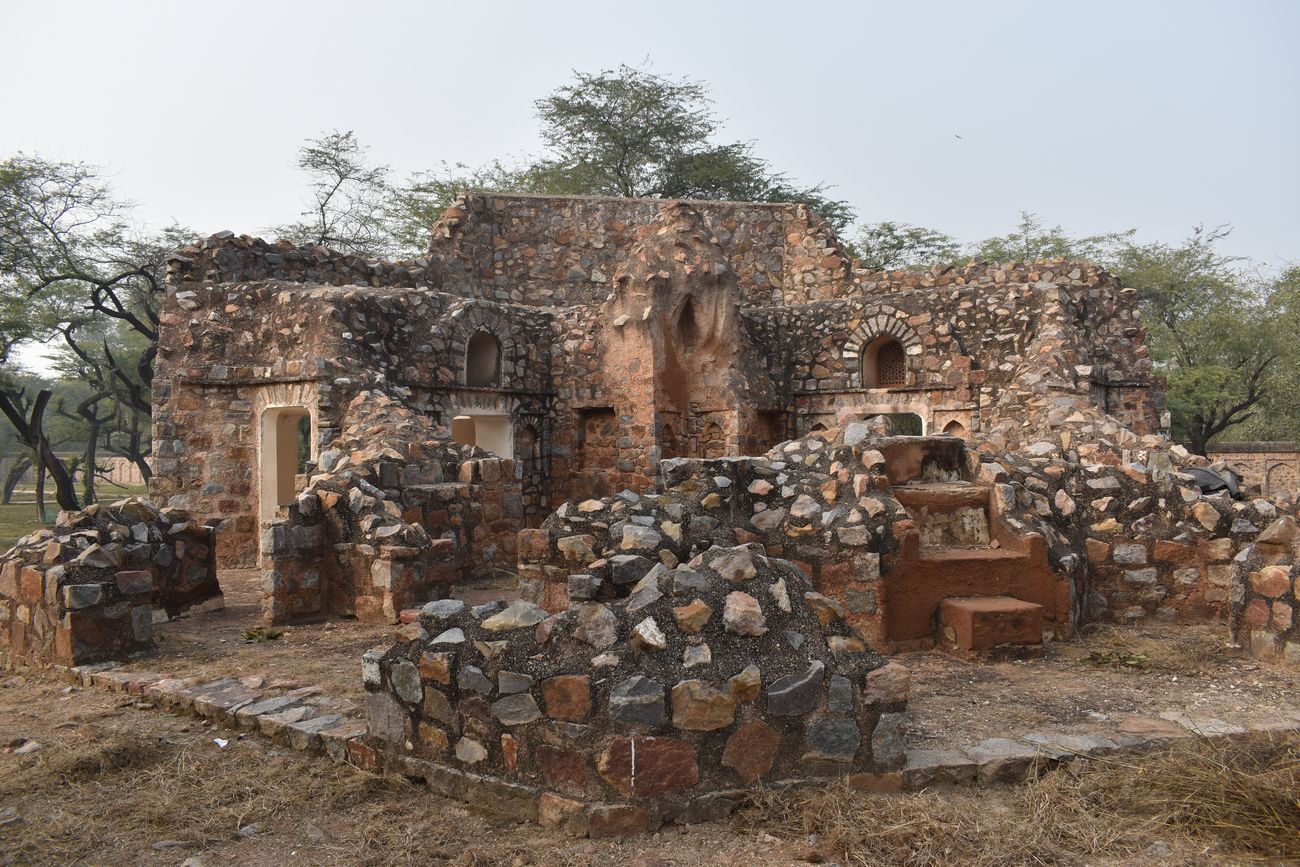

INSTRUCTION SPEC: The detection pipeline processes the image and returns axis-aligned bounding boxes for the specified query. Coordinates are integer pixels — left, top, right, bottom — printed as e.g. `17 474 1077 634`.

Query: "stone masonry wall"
0 498 220 666
427 192 853 309
365 545 908 837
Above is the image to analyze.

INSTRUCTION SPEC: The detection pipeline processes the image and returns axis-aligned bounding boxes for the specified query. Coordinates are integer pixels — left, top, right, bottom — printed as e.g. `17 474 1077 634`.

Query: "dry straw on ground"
2 721 1296 866
741 732 1300 865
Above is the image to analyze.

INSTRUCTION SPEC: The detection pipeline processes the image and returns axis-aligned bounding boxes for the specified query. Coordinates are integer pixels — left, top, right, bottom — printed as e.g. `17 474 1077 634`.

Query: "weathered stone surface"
864 662 910 705
722 591 767 636
672 599 712 633
671 680 736 731
573 603 619 649
609 675 666 725
872 711 907 770
766 660 824 716
480 600 547 632
541 675 591 721
712 549 757 583
721 719 781 782
490 693 542 725
536 744 588 787
598 736 699 796
806 718 860 759
630 616 668 654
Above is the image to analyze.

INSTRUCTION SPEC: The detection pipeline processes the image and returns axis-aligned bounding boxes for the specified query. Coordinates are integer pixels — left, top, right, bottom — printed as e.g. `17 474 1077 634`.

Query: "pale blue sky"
4 0 1297 270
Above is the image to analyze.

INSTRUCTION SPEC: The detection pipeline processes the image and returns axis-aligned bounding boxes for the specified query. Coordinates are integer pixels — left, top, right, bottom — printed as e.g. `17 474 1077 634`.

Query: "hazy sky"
4 0 1297 268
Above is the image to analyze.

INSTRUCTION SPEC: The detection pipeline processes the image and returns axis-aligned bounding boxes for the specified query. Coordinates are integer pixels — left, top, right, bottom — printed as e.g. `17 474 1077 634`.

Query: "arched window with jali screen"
863 335 907 388
465 330 502 387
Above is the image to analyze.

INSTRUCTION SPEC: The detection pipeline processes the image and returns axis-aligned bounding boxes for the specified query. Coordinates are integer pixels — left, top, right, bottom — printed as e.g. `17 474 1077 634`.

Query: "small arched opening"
863 335 907 388
676 297 701 348
942 420 969 439
701 421 726 459
465 330 502 388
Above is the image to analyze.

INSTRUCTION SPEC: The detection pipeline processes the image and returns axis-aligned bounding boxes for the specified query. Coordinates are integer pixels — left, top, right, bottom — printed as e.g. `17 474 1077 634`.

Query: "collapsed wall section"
261 393 522 624
0 498 220 666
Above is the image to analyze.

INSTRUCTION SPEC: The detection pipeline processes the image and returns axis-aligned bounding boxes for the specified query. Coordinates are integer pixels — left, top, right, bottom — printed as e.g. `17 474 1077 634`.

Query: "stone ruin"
366 545 908 835
1 191 1297 834
0 498 220 666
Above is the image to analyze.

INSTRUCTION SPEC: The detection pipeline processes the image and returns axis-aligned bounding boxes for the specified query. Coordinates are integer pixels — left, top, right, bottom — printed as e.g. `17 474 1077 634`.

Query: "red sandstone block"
940 596 1043 651
586 803 649 839
517 529 550 560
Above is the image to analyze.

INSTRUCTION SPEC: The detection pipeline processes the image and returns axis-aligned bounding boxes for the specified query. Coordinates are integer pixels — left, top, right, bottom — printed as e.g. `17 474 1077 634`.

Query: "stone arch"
701 421 726 459
943 419 969 439
445 301 521 388
1265 462 1298 495
842 306 922 388
465 330 501 387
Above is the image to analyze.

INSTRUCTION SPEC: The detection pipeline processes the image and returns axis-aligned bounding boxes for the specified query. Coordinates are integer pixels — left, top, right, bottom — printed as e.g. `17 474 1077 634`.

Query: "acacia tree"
971 211 1134 263
370 63 854 256
525 64 853 229
272 131 396 256
852 221 962 271
1112 227 1285 455
0 155 189 503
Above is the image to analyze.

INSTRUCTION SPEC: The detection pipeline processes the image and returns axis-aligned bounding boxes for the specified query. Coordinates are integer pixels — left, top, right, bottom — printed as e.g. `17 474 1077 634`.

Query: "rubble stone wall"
260 394 522 624
1229 518 1299 661
427 192 853 309
0 498 220 666
365 545 908 837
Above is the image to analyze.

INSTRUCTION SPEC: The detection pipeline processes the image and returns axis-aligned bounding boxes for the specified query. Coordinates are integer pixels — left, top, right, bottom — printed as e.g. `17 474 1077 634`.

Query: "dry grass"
1077 622 1226 674
742 733 1300 865
0 726 466 865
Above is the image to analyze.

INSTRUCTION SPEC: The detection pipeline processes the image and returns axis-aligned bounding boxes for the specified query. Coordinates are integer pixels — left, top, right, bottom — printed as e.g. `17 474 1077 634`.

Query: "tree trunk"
35 461 46 522
0 390 80 512
81 419 101 506
2 456 32 504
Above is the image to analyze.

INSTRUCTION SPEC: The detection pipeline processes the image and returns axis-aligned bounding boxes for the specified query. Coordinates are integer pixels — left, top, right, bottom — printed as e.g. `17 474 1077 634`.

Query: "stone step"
892 483 990 513
940 596 1044 652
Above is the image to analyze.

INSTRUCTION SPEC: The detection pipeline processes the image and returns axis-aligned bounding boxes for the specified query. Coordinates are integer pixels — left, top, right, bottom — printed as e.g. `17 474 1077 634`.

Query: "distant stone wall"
365 545 907 837
0 498 220 666
1207 442 1300 497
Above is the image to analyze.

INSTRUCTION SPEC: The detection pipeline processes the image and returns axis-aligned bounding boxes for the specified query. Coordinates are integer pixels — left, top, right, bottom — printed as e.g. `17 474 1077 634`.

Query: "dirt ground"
1 569 1297 865
121 571 1299 754
1 674 1295 866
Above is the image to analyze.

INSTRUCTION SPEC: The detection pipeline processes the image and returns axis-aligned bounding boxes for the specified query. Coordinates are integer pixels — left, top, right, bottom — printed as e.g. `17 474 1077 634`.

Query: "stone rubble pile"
518 423 904 643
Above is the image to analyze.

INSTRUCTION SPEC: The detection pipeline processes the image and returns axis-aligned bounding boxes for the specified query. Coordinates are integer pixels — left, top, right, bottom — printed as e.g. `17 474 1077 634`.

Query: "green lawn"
0 484 149 552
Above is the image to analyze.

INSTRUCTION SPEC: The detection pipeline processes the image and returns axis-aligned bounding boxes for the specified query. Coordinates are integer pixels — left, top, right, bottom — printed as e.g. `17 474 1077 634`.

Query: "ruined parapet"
261 392 522 624
0 498 220 667
166 232 429 289
365 544 908 836
427 192 853 309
